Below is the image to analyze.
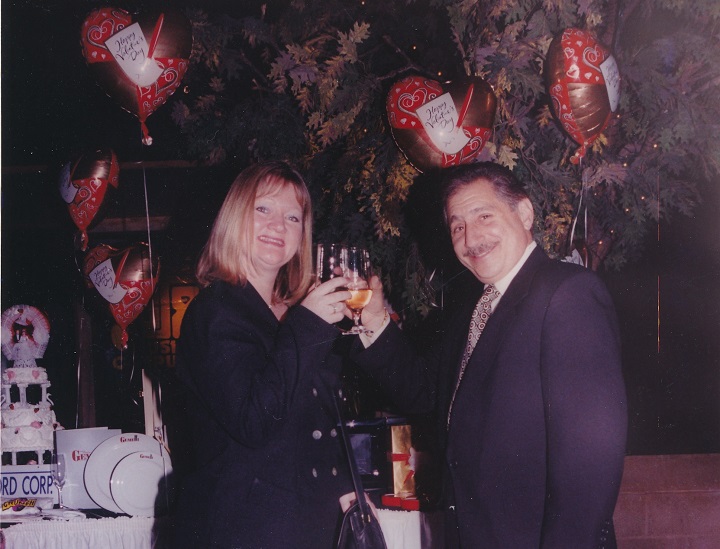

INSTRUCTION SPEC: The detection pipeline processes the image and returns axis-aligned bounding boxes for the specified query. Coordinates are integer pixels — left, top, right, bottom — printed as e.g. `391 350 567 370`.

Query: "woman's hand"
301 277 351 324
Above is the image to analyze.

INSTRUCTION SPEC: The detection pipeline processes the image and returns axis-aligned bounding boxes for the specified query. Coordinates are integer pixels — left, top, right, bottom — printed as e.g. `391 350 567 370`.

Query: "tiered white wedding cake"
1 305 63 466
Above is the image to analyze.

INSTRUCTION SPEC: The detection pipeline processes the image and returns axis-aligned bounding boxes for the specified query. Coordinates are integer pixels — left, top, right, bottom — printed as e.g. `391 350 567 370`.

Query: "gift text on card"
105 22 163 87
89 259 128 304
415 92 471 154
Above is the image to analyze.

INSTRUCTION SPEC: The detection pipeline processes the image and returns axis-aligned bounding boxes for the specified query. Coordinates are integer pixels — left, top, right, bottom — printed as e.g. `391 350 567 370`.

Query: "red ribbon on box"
389 452 415 486
381 494 402 507
400 497 421 511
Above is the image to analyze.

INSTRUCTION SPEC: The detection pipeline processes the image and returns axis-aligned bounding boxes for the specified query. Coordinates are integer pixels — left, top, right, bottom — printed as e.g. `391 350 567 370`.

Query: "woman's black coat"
171 280 353 548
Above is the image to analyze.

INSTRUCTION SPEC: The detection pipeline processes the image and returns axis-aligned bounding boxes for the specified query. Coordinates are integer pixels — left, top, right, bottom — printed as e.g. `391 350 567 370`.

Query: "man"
356 162 627 548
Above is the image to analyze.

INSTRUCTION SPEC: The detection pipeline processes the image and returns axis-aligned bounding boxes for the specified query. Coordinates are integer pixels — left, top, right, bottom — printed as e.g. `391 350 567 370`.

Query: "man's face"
446 178 534 284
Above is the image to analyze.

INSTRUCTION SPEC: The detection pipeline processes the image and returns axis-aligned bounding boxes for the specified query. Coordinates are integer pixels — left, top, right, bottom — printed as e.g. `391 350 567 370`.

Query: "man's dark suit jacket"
354 246 627 548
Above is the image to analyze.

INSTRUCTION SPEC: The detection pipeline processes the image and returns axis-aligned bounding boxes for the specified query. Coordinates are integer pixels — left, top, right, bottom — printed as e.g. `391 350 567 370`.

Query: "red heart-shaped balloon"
545 28 620 163
80 7 192 144
386 75 496 172
59 149 120 251
83 242 160 348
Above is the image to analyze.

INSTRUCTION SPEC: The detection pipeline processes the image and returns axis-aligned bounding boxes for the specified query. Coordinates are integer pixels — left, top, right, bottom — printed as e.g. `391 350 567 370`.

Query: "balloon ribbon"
147 14 165 58
457 84 474 128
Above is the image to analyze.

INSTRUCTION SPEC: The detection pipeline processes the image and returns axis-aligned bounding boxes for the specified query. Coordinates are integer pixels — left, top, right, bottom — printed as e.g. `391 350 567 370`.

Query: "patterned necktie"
447 284 501 429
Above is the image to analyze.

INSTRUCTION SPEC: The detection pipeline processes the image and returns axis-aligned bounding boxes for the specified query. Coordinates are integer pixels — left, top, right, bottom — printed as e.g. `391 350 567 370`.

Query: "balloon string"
569 187 583 253
142 166 157 333
74 314 84 429
119 344 124 400
140 142 162 439
128 344 139 408
580 155 588 268
121 344 135 409
568 157 589 268
583 186 588 268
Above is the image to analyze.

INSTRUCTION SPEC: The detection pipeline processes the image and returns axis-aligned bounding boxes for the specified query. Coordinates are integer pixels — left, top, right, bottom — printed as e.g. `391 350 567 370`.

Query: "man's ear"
518 198 534 230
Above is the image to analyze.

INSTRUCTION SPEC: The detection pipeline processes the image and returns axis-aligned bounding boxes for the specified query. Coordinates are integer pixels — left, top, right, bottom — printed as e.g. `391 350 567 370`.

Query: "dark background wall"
2 1 719 455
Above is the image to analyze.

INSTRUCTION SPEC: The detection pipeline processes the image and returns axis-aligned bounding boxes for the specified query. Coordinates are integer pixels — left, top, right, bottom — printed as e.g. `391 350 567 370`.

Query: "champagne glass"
52 453 66 508
316 243 345 283
340 247 373 336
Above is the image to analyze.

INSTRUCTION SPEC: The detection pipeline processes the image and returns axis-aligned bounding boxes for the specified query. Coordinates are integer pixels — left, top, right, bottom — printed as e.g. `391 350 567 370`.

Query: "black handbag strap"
334 388 373 522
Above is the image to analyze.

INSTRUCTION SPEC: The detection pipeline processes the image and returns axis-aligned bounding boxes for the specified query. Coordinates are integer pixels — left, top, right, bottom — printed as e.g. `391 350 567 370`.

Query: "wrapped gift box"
345 416 441 509
389 423 416 498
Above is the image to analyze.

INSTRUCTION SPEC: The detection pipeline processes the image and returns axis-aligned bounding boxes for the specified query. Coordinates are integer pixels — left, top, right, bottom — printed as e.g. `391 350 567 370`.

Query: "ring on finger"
331 304 338 313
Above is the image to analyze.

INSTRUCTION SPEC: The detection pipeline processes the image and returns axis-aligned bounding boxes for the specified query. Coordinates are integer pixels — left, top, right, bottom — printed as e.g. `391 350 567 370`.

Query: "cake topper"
1 305 51 367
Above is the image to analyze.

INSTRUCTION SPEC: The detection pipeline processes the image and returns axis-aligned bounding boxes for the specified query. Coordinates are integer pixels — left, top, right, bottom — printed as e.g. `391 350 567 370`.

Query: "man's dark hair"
439 162 530 225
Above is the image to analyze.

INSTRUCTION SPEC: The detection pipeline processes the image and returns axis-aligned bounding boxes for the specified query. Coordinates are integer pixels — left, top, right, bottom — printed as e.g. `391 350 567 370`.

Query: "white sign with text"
105 23 163 87
89 259 128 304
415 92 470 154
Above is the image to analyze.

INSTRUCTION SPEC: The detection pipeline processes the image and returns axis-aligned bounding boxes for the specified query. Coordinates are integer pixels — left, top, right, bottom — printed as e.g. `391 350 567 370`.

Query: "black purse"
334 390 388 549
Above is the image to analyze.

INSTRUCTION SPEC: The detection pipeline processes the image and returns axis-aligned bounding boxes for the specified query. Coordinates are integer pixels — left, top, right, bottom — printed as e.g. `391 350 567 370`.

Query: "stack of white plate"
83 433 173 517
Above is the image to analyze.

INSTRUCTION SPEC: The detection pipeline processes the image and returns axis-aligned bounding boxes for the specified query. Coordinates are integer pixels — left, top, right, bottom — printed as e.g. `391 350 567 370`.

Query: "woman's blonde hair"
196 161 314 305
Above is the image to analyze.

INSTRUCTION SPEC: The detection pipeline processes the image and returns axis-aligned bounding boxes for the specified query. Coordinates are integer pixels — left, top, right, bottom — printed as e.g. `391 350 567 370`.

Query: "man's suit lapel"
459 247 549 390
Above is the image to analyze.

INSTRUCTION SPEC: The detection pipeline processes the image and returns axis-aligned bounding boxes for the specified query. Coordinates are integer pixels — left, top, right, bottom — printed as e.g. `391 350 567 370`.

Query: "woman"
172 161 353 548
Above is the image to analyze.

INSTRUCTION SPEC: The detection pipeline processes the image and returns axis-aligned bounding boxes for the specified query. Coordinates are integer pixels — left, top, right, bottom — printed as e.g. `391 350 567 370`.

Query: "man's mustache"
464 243 496 257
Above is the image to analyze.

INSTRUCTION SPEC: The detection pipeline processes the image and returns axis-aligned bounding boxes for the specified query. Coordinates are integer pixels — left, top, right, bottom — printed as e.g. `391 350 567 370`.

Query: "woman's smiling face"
250 183 304 281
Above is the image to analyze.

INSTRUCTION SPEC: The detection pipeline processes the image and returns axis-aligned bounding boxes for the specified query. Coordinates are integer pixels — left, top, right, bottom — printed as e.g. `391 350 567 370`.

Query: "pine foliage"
172 0 720 325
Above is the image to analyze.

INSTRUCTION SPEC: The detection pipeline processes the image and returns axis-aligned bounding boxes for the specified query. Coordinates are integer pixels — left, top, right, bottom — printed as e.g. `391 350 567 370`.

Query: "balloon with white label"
83 243 160 348
80 7 192 145
544 28 621 164
58 149 120 251
386 75 496 172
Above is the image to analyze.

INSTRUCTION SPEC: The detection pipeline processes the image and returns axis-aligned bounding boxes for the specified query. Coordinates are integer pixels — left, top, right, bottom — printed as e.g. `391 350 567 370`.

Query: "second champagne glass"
316 243 344 283
52 453 66 508
340 247 373 335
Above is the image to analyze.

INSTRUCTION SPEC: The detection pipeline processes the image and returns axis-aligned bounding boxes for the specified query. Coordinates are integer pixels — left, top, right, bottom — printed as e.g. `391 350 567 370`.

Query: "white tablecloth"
2 511 442 549
377 508 444 549
2 516 170 549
